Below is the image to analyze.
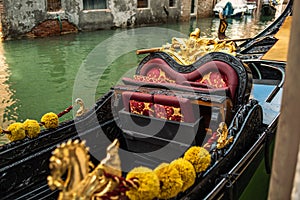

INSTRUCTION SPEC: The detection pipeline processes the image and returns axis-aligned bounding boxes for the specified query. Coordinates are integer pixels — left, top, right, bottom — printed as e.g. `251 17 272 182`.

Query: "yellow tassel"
183 146 211 173
154 163 183 199
170 158 196 192
126 166 160 200
41 112 59 129
23 119 41 138
7 123 26 142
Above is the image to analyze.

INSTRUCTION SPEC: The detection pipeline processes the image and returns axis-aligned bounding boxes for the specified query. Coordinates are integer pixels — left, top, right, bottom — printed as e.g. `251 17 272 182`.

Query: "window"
137 0 148 8
47 0 61 12
191 0 196 14
83 0 107 10
169 0 175 7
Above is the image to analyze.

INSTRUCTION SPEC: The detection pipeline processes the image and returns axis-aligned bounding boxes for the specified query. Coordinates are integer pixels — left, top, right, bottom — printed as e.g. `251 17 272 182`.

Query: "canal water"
0 14 277 199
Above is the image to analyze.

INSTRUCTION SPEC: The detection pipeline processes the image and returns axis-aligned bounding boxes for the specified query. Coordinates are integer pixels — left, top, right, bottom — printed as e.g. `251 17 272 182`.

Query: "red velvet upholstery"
183 61 238 99
121 91 195 123
122 77 229 96
122 92 153 112
138 58 186 83
196 72 227 88
153 95 195 123
122 59 239 109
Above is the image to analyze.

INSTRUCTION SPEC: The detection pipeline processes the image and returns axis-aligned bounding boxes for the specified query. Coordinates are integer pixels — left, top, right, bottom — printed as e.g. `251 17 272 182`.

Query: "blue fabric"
223 2 234 17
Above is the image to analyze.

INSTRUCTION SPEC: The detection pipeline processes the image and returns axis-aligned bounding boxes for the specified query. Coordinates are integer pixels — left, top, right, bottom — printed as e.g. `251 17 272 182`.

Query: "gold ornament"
48 139 136 200
216 122 233 149
160 28 236 65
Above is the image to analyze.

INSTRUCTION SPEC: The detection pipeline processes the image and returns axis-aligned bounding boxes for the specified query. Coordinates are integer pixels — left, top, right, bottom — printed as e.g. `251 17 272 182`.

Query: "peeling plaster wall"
1 0 183 39
2 0 46 38
136 0 180 25
197 0 214 18
78 0 181 31
180 0 192 21
78 9 113 30
64 0 81 26
109 0 136 27
1 0 81 39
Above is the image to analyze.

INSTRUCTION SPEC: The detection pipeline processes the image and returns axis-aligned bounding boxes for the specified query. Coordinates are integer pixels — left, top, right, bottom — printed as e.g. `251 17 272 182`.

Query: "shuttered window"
83 0 107 10
47 0 61 12
137 0 148 8
169 0 175 7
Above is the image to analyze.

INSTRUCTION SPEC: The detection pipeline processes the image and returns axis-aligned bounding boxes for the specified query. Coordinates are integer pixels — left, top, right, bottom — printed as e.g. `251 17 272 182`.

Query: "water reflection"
0 42 14 144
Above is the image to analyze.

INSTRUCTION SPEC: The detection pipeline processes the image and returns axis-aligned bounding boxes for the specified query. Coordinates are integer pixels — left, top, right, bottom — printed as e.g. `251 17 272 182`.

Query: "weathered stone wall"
197 0 214 18
109 0 136 27
1 0 82 39
180 0 191 21
136 0 180 25
0 0 199 39
78 10 113 30
79 0 181 29
2 0 47 39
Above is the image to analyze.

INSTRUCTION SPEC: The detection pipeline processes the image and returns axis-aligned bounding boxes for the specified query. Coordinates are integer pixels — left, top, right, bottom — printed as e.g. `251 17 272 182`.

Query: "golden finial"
190 28 201 38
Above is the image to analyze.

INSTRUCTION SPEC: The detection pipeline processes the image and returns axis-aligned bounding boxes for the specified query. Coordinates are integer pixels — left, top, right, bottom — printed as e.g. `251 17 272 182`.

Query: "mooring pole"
268 1 300 199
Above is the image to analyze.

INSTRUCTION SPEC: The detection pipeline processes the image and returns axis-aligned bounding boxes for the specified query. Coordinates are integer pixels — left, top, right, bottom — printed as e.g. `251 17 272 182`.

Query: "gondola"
0 0 293 199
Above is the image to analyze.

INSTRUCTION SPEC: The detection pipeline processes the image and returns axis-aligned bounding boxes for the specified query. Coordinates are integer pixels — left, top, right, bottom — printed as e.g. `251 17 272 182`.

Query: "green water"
0 16 275 127
0 15 276 197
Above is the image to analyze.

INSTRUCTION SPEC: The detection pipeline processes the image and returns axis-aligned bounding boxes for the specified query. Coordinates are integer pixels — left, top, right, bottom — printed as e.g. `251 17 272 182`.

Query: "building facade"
0 0 214 40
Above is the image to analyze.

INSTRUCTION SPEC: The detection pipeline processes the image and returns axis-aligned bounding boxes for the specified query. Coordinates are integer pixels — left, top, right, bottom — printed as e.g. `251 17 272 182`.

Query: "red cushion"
138 59 238 100
184 61 238 99
196 72 227 88
139 58 186 83
153 94 195 123
122 91 153 112
129 100 154 116
154 104 183 122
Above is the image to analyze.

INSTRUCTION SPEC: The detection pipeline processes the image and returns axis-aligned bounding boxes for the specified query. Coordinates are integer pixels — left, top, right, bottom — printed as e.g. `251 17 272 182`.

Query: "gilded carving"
160 28 237 65
48 139 137 200
216 122 233 149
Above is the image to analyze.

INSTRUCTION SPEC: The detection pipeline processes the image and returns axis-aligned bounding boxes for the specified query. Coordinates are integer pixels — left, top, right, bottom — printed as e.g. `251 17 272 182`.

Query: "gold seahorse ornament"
48 139 137 200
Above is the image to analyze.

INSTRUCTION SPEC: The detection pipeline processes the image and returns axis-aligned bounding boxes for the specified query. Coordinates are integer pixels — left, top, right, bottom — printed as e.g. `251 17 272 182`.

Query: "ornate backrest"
135 52 252 110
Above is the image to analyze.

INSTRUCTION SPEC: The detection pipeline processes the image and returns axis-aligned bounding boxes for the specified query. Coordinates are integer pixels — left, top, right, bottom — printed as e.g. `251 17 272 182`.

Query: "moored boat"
0 0 293 199
213 0 248 18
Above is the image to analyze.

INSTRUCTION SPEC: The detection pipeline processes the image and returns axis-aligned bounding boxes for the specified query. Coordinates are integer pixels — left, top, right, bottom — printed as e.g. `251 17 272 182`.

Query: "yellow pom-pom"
154 163 183 199
7 122 26 142
23 119 41 138
41 112 59 129
170 158 196 192
0 126 2 135
126 166 160 200
183 146 211 173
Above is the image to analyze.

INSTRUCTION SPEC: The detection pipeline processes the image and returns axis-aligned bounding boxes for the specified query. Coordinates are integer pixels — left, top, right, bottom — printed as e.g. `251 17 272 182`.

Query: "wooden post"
268 1 300 199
